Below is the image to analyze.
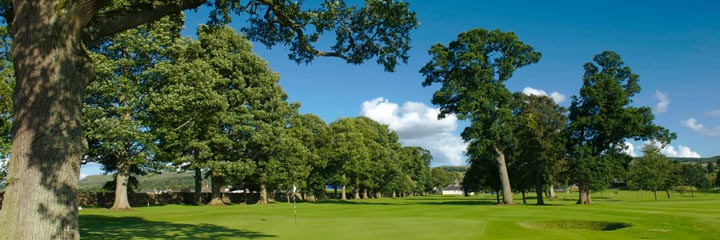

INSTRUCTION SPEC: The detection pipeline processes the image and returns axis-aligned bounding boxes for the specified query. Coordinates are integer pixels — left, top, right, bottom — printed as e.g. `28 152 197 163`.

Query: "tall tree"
566 51 676 204
681 163 710 198
285 113 329 201
84 13 183 210
627 144 671 200
0 1 417 238
151 25 291 206
514 94 567 205
420 28 541 204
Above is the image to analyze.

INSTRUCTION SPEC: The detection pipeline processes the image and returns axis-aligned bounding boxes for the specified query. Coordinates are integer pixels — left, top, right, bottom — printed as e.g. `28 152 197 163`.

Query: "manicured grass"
79 190 720 239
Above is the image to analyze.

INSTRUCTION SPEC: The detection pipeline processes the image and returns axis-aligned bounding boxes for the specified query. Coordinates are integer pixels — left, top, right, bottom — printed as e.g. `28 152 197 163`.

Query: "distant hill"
80 172 208 192
667 155 720 164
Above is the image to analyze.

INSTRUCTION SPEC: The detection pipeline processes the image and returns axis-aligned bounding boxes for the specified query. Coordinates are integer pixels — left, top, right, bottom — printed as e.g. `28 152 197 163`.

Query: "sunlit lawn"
79 190 720 239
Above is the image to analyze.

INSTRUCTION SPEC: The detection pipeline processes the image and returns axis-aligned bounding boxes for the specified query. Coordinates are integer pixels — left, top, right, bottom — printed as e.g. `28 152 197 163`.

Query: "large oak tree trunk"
577 181 592 204
353 184 360 200
0 1 98 239
194 167 203 205
493 146 514 204
548 183 557 199
535 179 545 205
258 183 269 204
208 172 225 206
110 173 131 210
341 184 347 200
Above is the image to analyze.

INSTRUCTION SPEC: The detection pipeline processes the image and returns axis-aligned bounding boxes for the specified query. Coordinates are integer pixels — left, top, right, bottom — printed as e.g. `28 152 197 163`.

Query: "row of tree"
421 28 676 205
0 15 434 210
628 145 719 200
0 0 421 238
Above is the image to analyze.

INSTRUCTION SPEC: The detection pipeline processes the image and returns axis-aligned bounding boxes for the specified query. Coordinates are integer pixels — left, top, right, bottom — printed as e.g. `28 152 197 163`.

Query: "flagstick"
293 184 297 226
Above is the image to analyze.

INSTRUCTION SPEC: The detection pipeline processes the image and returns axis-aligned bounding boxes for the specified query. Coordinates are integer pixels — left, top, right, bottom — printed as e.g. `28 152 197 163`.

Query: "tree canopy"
421 28 541 204
566 51 676 204
0 1 418 238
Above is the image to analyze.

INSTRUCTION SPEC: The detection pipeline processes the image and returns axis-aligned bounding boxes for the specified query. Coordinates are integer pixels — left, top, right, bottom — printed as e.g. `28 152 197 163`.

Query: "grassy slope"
78 191 720 240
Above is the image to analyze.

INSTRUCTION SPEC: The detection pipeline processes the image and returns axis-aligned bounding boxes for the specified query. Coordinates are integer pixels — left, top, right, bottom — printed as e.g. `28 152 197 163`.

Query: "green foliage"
511 94 567 200
326 116 429 196
0 25 10 160
421 28 541 203
566 51 676 195
285 113 330 197
0 26 9 183
431 167 455 191
682 163 711 190
239 0 419 72
85 14 185 195
150 25 292 192
627 144 671 199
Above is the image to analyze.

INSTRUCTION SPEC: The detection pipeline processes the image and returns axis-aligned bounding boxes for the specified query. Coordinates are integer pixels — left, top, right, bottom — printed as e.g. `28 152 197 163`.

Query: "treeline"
420 28 696 205
0 16 434 210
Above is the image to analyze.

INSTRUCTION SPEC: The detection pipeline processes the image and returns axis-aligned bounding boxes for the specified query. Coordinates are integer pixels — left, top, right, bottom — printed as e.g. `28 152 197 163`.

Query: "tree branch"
256 0 350 61
82 0 207 43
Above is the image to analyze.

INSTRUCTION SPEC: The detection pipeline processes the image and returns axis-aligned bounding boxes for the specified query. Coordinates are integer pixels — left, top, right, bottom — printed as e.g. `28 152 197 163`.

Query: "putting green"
79 191 720 239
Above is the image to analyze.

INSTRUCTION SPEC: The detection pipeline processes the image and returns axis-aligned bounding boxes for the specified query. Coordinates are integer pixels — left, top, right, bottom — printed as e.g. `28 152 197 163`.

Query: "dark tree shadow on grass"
80 215 275 239
417 200 498 206
311 199 405 205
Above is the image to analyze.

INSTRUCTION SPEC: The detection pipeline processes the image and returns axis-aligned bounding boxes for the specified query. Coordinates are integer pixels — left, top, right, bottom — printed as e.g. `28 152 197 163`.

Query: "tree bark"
690 186 694 198
258 183 269 204
194 167 203 205
493 146 514 204
535 180 545 205
0 1 215 238
353 184 360 200
666 188 671 199
362 187 369 199
341 184 347 200
521 191 526 204
548 183 557 199
0 1 99 238
110 172 131 210
653 189 658 201
208 172 225 206
577 181 592 204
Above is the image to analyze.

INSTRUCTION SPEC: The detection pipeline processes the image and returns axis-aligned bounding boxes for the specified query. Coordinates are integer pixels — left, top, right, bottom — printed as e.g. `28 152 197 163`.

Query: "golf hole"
520 220 632 231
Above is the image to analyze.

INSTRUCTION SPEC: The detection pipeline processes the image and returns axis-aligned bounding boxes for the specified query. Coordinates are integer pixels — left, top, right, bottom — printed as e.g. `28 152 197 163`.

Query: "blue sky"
82 0 720 177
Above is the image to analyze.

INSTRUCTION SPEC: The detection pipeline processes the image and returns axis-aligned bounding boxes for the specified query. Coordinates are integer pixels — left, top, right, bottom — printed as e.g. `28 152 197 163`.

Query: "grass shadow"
311 199 405 206
80 215 275 239
417 200 498 206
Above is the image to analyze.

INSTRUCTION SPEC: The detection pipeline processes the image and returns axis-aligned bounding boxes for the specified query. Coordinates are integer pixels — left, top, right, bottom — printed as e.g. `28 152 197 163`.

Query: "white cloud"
660 145 701 158
622 142 637 157
683 118 704 131
79 173 88 180
644 141 702 158
628 141 701 159
683 117 720 136
653 91 669 114
360 97 467 166
522 87 566 104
